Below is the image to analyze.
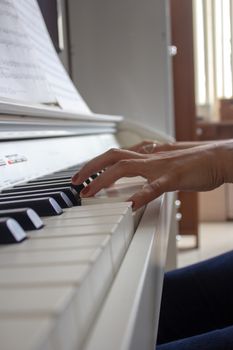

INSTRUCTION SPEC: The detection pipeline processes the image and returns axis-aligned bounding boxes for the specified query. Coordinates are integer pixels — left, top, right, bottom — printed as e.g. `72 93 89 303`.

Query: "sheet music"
14 0 91 113
0 0 54 103
0 0 91 114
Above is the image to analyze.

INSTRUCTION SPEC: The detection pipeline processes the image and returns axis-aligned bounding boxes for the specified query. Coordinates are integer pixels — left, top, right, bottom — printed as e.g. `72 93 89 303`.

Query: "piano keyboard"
0 164 146 350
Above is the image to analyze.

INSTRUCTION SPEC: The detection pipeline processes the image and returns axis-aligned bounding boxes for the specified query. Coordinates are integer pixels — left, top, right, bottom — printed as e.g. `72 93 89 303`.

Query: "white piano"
0 101 176 350
0 0 176 349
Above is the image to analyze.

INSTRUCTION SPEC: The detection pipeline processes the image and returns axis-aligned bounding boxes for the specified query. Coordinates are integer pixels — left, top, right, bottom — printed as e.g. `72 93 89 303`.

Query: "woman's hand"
72 141 233 210
127 140 218 153
127 140 161 153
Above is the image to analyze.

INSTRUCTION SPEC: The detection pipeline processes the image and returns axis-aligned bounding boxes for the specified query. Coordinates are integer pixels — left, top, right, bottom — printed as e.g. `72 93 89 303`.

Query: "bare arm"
128 139 233 153
72 140 233 210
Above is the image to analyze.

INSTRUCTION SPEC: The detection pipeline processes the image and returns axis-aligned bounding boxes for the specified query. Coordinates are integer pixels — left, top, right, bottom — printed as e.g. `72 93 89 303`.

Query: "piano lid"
0 99 122 140
0 0 123 139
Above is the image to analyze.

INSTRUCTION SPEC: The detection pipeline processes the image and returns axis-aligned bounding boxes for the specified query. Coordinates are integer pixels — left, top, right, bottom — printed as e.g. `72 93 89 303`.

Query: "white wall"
68 0 174 136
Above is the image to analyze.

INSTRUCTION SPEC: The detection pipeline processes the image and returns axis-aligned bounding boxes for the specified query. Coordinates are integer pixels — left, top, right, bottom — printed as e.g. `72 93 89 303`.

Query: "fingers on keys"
79 159 142 198
71 148 171 209
128 176 170 210
71 148 144 186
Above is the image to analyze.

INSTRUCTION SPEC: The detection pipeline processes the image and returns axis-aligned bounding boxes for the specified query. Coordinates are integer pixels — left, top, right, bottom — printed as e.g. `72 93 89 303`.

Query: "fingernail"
80 185 90 197
128 199 136 210
72 172 79 183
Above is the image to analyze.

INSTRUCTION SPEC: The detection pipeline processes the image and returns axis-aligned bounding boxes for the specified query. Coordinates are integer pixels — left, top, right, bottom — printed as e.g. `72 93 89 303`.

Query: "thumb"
128 177 170 210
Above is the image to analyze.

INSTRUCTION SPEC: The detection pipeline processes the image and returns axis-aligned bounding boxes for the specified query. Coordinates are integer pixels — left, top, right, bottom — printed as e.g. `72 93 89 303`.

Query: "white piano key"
0 264 90 287
0 266 93 349
0 245 114 308
0 260 111 350
0 287 79 349
0 256 112 349
0 235 110 253
0 286 75 315
81 196 130 205
0 318 54 350
47 216 128 269
0 237 114 301
77 201 132 210
49 206 131 220
28 224 116 238
43 214 125 228
42 215 129 263
67 203 138 247
59 205 134 247
45 206 134 246
0 285 92 350
34 223 126 271
0 247 106 267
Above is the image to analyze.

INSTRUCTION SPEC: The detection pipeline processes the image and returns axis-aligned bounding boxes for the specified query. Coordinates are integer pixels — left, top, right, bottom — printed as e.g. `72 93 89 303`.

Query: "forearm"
166 141 211 150
128 139 233 154
162 139 233 151
217 140 233 183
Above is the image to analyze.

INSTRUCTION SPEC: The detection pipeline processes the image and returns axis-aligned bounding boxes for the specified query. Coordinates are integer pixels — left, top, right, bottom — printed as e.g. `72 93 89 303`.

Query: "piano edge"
82 192 175 350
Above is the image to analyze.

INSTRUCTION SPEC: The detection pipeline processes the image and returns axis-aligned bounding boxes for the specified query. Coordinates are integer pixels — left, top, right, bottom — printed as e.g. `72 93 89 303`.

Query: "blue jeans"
157 250 233 349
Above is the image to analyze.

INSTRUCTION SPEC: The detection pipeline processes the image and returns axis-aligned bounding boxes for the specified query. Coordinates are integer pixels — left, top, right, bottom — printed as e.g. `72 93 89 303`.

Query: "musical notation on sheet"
0 0 91 114
0 0 54 103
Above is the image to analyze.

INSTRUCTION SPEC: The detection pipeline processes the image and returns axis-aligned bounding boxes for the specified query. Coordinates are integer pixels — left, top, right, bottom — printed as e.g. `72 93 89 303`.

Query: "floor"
177 222 233 268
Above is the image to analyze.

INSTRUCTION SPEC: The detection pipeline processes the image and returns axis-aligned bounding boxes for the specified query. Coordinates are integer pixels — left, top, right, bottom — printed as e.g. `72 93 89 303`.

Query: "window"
193 0 233 119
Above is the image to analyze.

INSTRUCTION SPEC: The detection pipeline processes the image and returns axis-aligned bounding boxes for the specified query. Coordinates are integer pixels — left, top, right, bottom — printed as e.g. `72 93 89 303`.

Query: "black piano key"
21 179 71 185
37 170 82 178
71 179 91 193
0 187 80 206
90 173 98 179
0 198 63 216
0 208 43 230
3 182 85 195
45 172 73 177
2 182 73 193
0 192 73 209
55 168 83 174
13 180 70 188
71 173 101 190
36 170 77 177
25 179 75 188
0 217 27 244
71 182 85 191
28 175 71 183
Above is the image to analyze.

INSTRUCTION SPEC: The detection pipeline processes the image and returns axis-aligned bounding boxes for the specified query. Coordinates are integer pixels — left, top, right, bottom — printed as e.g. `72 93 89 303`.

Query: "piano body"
0 1 176 349
0 104 176 350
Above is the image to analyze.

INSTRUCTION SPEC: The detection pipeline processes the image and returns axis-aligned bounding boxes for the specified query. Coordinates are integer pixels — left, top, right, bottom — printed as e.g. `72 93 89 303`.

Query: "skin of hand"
72 141 233 210
127 140 227 153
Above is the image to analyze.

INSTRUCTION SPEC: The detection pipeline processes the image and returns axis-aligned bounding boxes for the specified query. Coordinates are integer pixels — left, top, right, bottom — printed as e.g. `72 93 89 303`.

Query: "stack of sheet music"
0 0 90 113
